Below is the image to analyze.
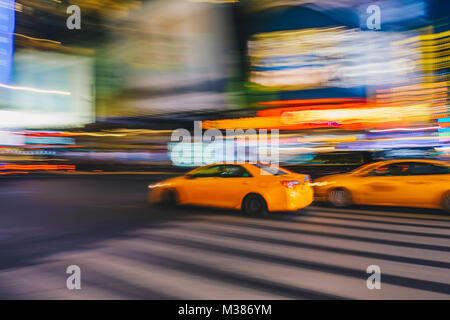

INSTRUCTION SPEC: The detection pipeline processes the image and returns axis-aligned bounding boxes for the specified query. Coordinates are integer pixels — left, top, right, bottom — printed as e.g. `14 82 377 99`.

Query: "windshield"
350 162 380 175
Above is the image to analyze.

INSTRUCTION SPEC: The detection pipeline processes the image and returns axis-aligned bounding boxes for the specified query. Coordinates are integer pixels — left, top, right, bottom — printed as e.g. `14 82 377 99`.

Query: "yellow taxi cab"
313 159 450 212
148 162 313 215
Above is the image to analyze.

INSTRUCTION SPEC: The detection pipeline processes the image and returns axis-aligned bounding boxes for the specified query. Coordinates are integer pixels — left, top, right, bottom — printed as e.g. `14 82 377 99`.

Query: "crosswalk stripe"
0 264 126 299
108 233 450 299
289 215 450 236
308 206 450 221
301 209 450 229
188 214 450 248
2 206 449 299
135 226 450 286
174 220 450 264
62 251 287 300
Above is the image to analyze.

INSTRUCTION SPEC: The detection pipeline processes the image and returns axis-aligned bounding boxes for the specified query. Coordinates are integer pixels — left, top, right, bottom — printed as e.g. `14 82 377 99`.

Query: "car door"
400 162 450 207
185 165 224 206
359 163 411 206
213 165 253 208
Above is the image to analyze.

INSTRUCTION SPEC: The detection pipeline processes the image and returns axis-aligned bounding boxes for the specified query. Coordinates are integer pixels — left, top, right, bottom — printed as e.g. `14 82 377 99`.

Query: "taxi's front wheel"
328 188 352 208
160 189 178 207
242 194 268 216
442 191 450 214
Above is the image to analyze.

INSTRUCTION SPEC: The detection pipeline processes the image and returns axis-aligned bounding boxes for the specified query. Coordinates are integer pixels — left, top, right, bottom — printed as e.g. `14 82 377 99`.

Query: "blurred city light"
0 0 448 173
0 0 450 303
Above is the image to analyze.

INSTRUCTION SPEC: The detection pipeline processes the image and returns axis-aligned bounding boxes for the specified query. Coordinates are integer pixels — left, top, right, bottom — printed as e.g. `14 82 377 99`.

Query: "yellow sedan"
148 163 313 215
313 159 450 212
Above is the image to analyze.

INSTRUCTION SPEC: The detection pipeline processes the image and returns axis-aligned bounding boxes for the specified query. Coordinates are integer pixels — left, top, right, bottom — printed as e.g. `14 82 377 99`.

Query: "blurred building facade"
0 0 449 174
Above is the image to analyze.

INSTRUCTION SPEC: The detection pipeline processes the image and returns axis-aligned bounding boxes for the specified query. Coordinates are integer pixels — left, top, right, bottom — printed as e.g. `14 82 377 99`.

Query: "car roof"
371 159 450 167
206 162 273 166
198 162 286 174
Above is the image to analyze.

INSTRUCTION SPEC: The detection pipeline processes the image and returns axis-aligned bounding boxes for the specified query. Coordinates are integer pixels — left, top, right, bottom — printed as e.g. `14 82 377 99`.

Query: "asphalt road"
0 175 449 299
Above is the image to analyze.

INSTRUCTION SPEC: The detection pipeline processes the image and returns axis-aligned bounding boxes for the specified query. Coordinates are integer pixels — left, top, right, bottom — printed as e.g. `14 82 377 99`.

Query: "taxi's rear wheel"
442 191 450 214
160 189 178 207
242 194 268 216
328 188 352 208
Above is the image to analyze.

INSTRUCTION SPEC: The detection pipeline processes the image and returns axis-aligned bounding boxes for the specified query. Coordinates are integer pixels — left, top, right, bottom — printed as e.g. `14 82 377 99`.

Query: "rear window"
302 153 364 165
253 163 288 176
408 163 450 175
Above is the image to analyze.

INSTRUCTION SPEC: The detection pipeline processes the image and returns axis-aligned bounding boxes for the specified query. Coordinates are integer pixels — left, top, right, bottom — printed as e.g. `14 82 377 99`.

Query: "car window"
369 165 389 176
253 163 288 176
351 162 379 174
188 165 223 178
369 163 412 176
408 163 450 175
306 153 364 165
219 165 252 178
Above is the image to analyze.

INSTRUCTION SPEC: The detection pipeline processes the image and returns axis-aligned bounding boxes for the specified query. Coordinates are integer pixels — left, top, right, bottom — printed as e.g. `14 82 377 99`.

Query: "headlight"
148 183 170 189
309 181 336 187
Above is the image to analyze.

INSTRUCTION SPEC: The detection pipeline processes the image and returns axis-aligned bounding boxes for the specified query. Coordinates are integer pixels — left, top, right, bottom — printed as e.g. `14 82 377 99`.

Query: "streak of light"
0 83 71 96
370 127 440 133
12 32 61 45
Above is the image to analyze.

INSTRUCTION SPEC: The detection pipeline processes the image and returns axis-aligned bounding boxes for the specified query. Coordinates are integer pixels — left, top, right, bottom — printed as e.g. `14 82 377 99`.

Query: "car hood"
149 175 186 188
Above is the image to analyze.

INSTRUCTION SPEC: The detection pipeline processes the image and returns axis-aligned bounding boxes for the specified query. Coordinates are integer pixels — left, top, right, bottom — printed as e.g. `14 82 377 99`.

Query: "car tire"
160 189 178 207
441 191 450 214
328 188 352 208
242 194 268 216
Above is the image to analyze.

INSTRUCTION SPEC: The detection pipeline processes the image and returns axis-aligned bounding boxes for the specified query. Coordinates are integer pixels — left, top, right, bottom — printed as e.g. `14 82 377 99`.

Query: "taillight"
281 180 300 189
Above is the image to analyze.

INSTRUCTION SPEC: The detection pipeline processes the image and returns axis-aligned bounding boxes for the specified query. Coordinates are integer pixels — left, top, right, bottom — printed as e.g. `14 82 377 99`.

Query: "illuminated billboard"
99 0 234 117
248 27 422 90
0 0 15 84
0 50 94 128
